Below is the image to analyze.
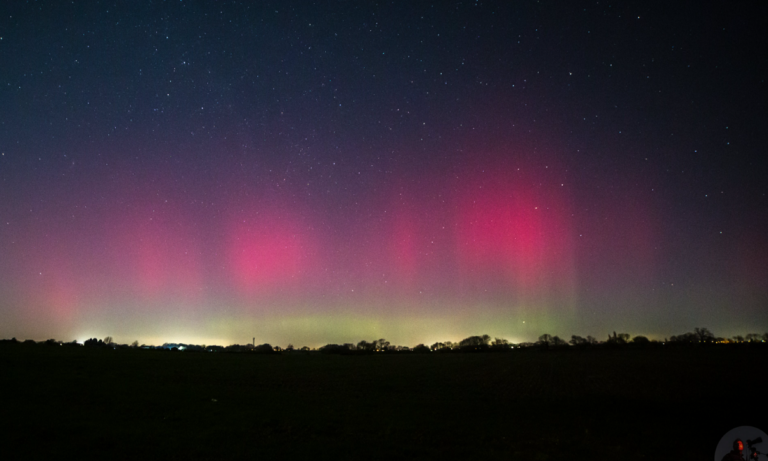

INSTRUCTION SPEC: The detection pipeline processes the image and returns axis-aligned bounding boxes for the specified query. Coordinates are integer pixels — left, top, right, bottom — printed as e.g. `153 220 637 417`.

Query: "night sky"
1 1 766 347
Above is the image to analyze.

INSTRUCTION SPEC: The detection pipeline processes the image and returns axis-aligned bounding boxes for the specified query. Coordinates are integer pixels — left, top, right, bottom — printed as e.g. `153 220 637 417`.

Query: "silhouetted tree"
84 338 105 348
103 336 113 345
538 334 553 348
459 336 483 347
253 343 274 354
131 340 139 348
285 344 294 352
490 338 511 350
745 333 762 343
632 335 650 345
430 342 446 351
552 336 568 347
732 335 745 343
693 327 715 343
413 344 430 353
357 340 375 352
320 344 349 354
670 332 697 344
570 335 587 346
374 338 390 351
618 333 630 343
607 332 630 345
492 338 508 346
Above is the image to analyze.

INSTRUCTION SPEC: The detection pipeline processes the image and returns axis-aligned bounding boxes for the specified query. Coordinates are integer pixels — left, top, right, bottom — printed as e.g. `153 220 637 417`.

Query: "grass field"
2 344 764 459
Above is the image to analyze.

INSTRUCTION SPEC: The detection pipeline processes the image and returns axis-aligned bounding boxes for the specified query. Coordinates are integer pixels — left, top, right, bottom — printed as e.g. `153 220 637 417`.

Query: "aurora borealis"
1 1 766 347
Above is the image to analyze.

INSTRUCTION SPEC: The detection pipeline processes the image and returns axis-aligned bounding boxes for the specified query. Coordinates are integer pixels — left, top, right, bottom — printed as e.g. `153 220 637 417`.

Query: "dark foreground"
2 344 764 459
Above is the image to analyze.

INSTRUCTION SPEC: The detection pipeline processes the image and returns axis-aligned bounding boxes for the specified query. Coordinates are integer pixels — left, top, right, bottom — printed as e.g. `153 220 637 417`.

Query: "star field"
0 1 766 346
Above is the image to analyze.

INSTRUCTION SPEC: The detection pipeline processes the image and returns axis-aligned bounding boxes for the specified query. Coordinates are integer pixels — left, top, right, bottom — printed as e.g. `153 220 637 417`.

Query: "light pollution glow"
2 153 662 346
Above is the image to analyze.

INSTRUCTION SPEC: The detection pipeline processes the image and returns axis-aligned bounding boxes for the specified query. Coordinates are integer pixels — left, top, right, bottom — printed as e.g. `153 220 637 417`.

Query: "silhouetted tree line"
319 339 400 355
84 337 111 348
2 328 766 354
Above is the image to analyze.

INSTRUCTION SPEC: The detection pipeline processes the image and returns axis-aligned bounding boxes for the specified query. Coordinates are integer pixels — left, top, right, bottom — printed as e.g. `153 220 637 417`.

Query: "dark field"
2 344 764 459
